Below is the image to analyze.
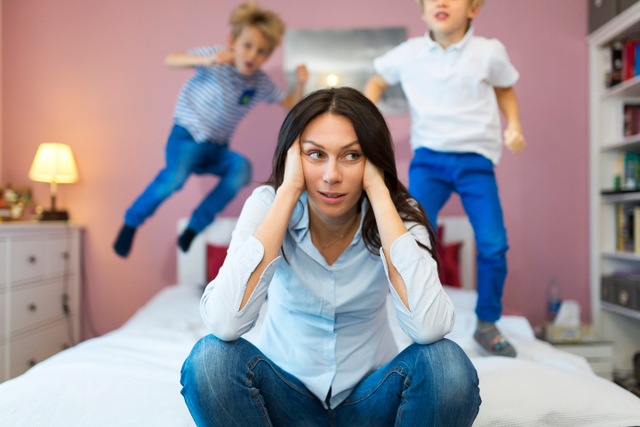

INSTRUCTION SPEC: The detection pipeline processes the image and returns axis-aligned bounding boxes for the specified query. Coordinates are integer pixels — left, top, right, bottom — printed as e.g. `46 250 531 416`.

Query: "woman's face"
299 113 365 224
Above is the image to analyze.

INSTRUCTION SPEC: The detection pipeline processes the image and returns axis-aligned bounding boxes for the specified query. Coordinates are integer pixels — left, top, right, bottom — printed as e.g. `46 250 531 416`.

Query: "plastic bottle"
547 276 562 322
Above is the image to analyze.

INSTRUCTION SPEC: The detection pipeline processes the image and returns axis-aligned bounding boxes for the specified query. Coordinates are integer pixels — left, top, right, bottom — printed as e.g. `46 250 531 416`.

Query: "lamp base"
40 210 69 221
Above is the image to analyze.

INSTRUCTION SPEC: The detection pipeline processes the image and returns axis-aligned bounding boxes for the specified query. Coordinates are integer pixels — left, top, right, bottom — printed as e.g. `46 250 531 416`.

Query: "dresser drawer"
9 322 71 379
620 0 640 14
554 343 613 359
10 280 66 333
589 0 618 33
46 235 75 278
10 238 47 284
601 275 616 303
616 277 639 310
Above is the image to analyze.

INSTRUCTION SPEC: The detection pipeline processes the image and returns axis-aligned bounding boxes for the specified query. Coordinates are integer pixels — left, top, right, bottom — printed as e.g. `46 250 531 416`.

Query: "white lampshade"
29 143 79 184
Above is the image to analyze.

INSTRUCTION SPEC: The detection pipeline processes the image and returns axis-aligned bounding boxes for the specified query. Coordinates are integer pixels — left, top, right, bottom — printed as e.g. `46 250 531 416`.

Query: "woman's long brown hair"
267 87 439 265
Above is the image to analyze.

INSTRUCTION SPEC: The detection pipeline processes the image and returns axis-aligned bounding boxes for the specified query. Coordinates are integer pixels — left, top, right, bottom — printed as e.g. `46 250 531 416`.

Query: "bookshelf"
589 1 640 372
601 133 640 151
601 74 640 98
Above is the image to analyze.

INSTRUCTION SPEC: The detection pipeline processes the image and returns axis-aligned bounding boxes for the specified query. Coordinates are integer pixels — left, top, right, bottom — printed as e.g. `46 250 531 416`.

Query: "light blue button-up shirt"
201 186 455 408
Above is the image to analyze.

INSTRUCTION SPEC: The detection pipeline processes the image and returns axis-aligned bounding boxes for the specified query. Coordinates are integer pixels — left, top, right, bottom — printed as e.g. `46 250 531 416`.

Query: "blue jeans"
124 125 252 234
409 147 509 322
180 335 480 427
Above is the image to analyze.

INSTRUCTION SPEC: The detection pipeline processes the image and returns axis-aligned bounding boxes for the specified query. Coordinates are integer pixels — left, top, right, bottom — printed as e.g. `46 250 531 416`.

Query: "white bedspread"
1 284 639 426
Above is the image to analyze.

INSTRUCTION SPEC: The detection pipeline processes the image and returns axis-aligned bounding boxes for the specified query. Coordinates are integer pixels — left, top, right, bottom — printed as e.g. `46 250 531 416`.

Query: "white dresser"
0 222 82 383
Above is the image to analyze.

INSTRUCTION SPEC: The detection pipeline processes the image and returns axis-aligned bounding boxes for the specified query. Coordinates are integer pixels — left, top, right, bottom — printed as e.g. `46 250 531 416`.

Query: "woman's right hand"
281 137 306 195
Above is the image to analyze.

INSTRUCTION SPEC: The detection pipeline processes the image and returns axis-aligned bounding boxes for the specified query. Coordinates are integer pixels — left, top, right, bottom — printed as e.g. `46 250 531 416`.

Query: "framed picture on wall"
284 27 407 115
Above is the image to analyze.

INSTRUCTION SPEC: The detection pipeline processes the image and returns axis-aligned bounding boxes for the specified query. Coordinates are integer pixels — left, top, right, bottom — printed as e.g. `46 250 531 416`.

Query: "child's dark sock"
114 224 137 258
474 319 517 358
178 228 197 253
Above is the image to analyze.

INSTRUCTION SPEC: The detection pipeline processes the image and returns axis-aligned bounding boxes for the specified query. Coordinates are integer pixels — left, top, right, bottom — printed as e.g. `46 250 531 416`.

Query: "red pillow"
206 244 229 283
436 225 463 288
207 230 463 287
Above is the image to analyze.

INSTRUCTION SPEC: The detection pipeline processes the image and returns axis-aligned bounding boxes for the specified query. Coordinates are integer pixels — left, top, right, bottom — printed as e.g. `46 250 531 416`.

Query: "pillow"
437 225 463 288
206 244 229 283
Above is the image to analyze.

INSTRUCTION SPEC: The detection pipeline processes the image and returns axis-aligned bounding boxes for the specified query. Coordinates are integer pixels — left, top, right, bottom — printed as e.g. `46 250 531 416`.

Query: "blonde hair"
230 2 285 52
416 0 486 11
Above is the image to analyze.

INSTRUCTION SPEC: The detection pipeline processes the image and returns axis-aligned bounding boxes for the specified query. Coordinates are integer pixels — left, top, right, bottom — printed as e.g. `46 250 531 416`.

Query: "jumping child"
365 0 525 357
114 1 307 257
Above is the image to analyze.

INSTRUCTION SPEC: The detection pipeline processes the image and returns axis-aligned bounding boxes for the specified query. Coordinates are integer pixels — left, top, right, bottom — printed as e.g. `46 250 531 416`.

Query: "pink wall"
2 0 589 336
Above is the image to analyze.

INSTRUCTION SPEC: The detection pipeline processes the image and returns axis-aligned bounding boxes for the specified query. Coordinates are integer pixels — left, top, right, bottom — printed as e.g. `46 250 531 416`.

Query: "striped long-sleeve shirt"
173 46 286 144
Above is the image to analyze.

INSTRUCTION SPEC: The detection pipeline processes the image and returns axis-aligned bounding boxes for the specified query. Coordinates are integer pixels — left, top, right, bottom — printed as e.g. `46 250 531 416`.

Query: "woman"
180 88 481 426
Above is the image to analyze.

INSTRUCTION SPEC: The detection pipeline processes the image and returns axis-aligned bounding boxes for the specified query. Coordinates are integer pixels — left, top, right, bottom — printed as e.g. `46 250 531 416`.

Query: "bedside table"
552 341 614 380
0 222 82 383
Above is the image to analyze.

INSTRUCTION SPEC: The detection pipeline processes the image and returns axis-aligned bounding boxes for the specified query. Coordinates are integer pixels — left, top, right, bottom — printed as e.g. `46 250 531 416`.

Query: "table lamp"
28 143 78 221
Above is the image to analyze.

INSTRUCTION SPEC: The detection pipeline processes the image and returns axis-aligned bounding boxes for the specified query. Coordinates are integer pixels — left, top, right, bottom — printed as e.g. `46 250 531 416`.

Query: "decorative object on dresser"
0 223 82 383
28 143 79 221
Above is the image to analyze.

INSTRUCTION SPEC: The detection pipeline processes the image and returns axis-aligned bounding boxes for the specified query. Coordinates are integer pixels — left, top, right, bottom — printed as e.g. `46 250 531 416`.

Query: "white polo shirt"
373 27 519 165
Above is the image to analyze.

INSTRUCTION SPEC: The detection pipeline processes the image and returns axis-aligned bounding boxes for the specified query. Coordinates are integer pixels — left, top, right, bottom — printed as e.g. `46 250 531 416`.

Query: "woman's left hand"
363 158 386 194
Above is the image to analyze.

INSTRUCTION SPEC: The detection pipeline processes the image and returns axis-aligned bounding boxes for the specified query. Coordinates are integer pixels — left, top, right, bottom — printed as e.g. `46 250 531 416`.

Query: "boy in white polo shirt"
365 0 525 357
113 1 307 258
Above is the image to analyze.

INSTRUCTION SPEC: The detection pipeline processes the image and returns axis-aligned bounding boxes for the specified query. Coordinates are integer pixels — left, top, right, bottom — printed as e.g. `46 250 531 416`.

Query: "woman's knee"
411 340 480 403
181 335 253 391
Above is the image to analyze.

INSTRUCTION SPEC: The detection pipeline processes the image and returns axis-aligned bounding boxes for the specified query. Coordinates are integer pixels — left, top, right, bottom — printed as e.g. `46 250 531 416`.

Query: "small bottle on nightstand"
547 276 562 322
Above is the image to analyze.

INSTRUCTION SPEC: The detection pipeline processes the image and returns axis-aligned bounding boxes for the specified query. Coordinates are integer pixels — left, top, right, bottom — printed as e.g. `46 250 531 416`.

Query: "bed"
1 217 640 426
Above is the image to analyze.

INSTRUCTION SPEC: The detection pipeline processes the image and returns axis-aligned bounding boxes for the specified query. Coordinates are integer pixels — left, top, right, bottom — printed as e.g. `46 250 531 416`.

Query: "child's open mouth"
435 12 449 20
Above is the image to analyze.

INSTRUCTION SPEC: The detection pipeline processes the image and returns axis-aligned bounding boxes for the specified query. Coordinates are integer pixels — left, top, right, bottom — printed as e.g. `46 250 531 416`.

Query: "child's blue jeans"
180 335 481 426
124 125 251 234
409 147 509 323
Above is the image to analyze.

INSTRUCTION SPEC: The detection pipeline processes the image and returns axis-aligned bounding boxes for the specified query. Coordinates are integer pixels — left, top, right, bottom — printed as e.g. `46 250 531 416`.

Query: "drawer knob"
27 359 37 367
619 289 630 306
28 255 37 264
62 251 70 260
28 303 37 312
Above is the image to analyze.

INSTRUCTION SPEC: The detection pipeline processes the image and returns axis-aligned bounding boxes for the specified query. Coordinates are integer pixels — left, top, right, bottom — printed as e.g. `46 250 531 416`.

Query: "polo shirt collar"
425 26 475 51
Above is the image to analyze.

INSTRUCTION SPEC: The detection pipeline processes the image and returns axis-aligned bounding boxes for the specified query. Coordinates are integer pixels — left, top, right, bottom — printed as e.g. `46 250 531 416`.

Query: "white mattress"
1 284 639 426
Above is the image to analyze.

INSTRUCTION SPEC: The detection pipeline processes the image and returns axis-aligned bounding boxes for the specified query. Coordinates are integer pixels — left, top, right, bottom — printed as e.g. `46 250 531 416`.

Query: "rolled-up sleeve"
380 224 455 344
200 186 279 341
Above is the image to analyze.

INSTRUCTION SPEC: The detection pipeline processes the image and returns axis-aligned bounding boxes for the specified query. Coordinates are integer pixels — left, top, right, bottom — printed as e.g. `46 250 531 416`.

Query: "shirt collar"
425 25 475 51
289 192 369 245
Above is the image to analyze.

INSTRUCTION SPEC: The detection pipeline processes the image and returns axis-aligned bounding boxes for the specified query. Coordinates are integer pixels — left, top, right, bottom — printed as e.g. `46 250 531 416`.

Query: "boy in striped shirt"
114 1 307 257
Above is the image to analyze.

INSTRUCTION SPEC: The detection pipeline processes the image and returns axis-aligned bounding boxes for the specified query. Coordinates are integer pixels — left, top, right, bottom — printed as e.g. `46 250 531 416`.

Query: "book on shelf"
615 202 640 253
624 104 640 137
605 39 640 88
608 41 623 87
610 151 640 191
626 152 639 190
624 40 640 81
